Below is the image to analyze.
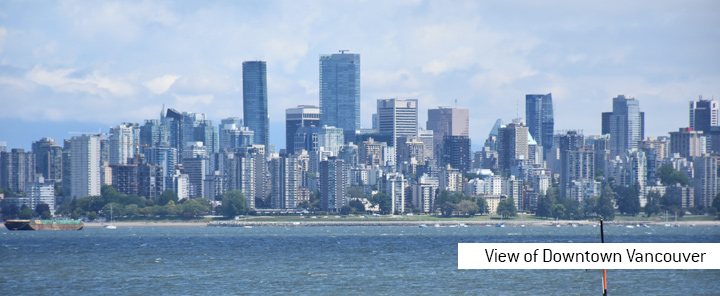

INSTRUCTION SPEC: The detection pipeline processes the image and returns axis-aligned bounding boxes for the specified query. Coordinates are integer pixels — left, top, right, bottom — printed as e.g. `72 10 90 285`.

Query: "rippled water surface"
1 225 718 295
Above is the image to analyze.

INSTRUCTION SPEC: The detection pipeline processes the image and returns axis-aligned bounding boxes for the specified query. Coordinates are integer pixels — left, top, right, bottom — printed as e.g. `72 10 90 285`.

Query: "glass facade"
525 93 554 158
319 52 360 142
243 61 269 148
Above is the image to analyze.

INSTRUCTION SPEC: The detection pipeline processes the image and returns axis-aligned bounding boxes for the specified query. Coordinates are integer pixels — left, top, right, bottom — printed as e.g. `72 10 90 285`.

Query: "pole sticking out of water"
601 219 607 296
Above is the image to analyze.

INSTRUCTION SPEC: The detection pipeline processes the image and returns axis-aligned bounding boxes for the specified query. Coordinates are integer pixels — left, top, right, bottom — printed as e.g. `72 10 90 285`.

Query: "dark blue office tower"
243 61 269 149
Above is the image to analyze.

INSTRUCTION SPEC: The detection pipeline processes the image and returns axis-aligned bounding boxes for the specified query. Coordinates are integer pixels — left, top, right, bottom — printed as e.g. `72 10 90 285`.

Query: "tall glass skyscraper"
319 52 360 143
608 95 643 158
525 93 554 158
243 61 269 148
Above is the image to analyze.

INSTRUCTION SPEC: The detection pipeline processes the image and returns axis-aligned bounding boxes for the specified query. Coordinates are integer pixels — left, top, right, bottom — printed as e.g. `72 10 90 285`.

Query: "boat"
495 223 505 228
418 224 427 228
105 204 117 229
5 219 84 231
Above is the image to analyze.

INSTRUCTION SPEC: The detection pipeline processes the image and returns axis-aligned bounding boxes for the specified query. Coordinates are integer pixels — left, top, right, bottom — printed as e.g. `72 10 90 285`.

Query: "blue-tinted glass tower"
319 52 360 143
243 61 269 148
525 93 554 158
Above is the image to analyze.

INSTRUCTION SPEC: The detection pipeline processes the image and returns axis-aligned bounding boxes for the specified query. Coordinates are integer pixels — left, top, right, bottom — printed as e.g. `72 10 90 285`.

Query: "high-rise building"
319 52 360 142
377 98 418 147
604 95 644 158
109 123 137 165
497 120 529 173
243 61 269 148
219 122 254 150
70 135 101 198
319 125 345 156
380 172 406 214
320 157 345 211
0 149 34 194
693 154 718 208
270 155 301 209
286 105 320 155
426 107 469 156
669 128 704 158
525 93 554 158
32 137 62 181
689 97 719 132
557 130 587 198
442 135 471 172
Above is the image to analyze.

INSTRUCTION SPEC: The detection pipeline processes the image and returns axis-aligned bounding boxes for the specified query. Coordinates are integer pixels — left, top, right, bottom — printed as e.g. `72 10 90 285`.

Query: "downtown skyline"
1 1 719 151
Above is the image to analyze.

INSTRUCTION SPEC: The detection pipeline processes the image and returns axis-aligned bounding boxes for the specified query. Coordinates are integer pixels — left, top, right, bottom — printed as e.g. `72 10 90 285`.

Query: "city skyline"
1 1 719 151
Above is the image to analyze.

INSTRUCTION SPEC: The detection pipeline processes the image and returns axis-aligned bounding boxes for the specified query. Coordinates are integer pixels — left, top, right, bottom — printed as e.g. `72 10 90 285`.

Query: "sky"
1 0 719 151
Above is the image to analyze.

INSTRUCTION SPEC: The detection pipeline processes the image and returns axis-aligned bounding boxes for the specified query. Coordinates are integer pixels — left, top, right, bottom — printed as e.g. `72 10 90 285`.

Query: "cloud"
144 74 180 94
25 66 135 96
173 94 214 106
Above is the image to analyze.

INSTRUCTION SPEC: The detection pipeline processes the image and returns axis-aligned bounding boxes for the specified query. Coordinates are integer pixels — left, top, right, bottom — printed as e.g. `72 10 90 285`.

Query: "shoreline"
84 220 720 228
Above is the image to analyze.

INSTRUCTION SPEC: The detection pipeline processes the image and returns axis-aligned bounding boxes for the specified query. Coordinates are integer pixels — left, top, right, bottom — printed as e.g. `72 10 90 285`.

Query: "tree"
476 197 488 215
222 190 249 218
87 211 98 221
158 190 179 206
435 190 462 217
552 204 566 220
348 199 366 213
19 205 33 219
657 164 689 186
455 200 479 216
536 193 556 218
180 198 211 216
1 200 19 219
614 185 640 216
346 186 367 199
35 203 50 215
713 193 720 214
369 192 392 214
40 211 52 219
583 196 599 217
597 185 615 220
496 198 517 218
340 205 353 215
661 192 684 218
76 195 105 213
645 190 662 217
556 197 582 220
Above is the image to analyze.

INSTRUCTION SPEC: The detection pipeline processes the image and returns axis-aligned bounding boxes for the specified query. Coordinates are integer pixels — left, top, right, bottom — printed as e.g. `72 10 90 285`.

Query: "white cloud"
144 75 180 94
25 66 135 96
173 94 214 106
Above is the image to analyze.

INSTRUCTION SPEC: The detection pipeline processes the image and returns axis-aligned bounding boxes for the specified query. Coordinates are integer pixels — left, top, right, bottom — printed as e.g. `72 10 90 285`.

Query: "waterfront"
1 226 718 295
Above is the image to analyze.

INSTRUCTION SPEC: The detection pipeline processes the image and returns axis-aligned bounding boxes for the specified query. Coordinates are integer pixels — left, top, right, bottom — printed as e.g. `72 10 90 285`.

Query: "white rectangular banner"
458 243 720 269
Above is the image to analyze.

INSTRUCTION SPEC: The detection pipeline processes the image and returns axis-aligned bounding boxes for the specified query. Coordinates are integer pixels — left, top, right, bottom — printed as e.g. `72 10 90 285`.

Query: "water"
1 225 718 295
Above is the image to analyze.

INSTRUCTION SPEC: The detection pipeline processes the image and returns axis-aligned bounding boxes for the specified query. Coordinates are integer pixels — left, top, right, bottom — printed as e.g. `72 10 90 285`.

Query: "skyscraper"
606 95 643 158
285 105 320 154
496 120 529 173
70 134 101 198
377 98 418 147
426 107 469 156
243 61 269 148
319 51 360 142
109 123 137 165
525 93 554 158
32 137 63 181
689 97 719 132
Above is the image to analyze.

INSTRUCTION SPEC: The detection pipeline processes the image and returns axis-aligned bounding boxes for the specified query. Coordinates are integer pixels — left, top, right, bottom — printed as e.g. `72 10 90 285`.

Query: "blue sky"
1 0 719 151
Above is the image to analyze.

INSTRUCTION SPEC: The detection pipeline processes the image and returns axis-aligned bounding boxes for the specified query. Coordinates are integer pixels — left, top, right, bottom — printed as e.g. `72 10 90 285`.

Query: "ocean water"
1 225 718 295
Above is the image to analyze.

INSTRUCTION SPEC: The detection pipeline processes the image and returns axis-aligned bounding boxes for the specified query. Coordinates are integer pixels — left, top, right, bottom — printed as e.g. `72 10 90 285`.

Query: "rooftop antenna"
455 99 457 108
516 99 519 119
339 50 349 54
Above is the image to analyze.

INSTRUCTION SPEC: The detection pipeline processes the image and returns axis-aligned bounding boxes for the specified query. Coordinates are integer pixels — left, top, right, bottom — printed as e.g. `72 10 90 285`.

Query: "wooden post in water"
601 219 607 296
